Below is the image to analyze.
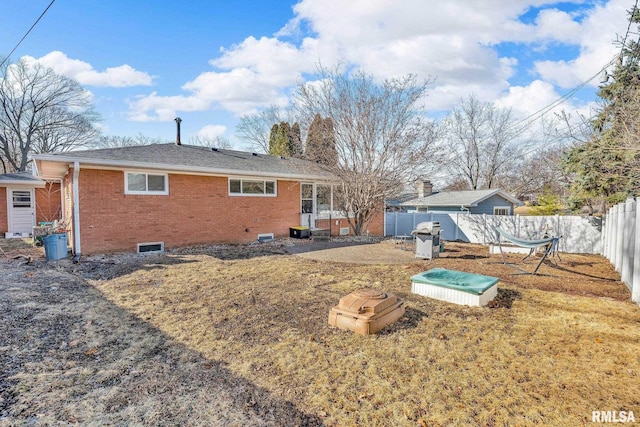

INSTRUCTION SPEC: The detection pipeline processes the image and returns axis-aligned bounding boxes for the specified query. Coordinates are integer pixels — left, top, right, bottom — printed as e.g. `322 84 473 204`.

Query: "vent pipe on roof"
174 117 182 146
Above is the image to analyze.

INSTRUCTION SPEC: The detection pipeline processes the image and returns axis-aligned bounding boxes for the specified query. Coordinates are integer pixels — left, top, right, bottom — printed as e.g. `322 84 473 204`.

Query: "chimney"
174 117 182 145
417 180 433 198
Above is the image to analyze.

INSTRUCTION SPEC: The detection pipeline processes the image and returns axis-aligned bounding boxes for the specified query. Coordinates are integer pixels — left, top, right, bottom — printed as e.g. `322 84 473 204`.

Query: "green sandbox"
411 268 499 296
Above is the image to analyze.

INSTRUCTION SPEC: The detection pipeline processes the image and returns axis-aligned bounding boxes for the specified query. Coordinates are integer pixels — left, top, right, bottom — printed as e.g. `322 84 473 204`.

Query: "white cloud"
24 51 153 87
128 0 630 123
495 80 562 118
195 124 227 139
128 91 210 122
533 0 628 88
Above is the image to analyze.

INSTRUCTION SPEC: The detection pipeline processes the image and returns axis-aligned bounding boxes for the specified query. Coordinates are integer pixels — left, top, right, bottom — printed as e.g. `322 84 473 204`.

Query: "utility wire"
0 0 56 69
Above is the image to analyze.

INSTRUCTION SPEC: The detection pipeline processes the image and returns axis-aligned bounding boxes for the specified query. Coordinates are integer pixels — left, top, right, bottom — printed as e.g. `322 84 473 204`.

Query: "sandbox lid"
411 268 499 295
336 288 400 316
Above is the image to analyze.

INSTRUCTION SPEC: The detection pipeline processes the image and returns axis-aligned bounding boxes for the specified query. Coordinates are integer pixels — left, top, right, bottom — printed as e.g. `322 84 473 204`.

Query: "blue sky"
1 0 631 149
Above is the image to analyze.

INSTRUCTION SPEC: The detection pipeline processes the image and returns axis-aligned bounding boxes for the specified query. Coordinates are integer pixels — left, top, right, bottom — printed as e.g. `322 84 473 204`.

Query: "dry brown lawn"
1 238 639 426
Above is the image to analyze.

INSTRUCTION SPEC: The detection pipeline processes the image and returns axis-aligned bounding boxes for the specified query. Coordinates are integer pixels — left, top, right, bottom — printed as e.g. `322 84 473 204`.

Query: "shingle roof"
0 172 45 186
33 143 335 181
401 189 521 207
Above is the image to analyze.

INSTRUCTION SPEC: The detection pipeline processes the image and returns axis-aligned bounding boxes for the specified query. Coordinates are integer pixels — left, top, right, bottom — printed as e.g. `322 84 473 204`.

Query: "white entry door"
7 188 35 236
300 183 315 228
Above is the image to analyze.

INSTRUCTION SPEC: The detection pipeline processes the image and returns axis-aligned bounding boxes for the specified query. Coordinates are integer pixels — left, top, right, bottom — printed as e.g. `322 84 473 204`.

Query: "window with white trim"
301 183 313 213
125 172 168 195
493 206 510 215
229 178 276 196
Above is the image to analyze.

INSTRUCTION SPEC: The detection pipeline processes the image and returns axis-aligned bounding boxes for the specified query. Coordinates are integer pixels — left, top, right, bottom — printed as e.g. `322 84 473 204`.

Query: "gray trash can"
42 233 68 261
412 222 441 259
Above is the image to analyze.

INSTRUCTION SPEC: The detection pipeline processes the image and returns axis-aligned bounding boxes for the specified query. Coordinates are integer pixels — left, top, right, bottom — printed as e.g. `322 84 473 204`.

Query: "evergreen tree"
530 187 563 216
321 117 338 165
305 114 324 161
268 124 278 154
305 114 337 165
562 6 640 206
289 122 303 157
270 121 290 156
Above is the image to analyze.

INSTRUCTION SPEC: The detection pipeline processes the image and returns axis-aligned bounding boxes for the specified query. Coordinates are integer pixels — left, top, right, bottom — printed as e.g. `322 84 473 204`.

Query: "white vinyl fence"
602 198 640 306
385 212 603 254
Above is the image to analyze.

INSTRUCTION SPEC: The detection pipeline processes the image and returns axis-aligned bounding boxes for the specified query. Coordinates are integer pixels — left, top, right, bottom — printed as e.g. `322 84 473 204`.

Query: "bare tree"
92 134 163 149
189 134 232 149
294 66 439 235
0 58 99 172
442 95 521 190
235 105 289 153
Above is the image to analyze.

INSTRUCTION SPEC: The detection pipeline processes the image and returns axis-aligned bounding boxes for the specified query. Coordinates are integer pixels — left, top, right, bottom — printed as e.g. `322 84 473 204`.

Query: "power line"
0 0 56 69
510 55 618 134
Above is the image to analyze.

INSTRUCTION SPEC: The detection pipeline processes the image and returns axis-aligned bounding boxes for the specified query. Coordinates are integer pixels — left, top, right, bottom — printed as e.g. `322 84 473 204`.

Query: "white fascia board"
0 179 46 187
31 154 335 182
471 190 522 207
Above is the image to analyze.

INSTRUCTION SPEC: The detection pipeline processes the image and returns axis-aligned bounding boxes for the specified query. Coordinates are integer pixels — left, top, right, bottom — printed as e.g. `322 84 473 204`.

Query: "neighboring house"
400 181 522 215
0 172 61 238
31 142 383 255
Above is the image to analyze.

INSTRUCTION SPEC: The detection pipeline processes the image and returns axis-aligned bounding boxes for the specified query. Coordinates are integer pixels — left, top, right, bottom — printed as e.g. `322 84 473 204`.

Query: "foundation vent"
137 242 164 254
257 233 275 242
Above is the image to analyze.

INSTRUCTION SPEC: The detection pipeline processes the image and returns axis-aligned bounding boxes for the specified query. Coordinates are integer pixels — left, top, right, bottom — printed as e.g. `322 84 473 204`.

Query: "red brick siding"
367 210 385 236
314 209 384 237
0 183 63 235
76 169 301 254
0 187 6 234
35 182 62 224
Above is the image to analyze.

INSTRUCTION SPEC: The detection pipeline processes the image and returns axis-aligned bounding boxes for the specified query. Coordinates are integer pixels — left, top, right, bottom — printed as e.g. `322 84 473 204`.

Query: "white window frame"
303 183 347 219
228 178 277 197
493 206 511 216
125 171 169 195
137 241 164 254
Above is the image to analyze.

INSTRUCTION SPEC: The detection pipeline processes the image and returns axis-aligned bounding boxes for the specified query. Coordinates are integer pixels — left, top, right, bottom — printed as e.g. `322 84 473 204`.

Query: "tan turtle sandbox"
328 288 405 335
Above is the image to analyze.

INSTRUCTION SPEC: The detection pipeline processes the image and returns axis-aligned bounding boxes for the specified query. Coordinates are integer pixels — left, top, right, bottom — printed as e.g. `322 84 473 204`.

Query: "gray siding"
471 194 514 215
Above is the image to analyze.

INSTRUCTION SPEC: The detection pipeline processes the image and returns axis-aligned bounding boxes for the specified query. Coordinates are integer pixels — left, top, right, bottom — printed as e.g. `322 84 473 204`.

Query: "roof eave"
32 154 335 182
0 179 46 187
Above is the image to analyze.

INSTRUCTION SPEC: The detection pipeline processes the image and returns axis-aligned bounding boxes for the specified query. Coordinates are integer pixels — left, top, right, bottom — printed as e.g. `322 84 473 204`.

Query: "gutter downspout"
72 161 81 260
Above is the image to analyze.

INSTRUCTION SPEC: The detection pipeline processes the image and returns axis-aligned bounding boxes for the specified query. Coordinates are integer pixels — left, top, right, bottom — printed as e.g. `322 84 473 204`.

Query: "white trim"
73 162 81 256
124 171 169 195
412 281 498 307
32 155 335 181
0 180 46 187
6 187 35 235
137 241 165 254
228 177 277 197
493 206 511 215
474 190 522 207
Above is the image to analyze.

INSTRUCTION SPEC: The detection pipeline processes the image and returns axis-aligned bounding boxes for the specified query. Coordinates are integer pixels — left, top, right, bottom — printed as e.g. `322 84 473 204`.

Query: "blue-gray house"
400 182 522 215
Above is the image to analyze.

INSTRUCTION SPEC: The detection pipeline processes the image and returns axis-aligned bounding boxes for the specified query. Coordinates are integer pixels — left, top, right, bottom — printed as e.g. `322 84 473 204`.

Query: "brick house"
0 172 61 238
31 143 384 255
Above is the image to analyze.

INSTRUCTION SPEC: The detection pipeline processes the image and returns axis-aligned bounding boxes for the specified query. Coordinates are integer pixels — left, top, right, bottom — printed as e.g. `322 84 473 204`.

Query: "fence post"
394 212 398 236
633 198 640 305
601 209 608 257
483 213 487 245
610 205 619 268
607 206 616 264
615 203 625 273
621 198 635 288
